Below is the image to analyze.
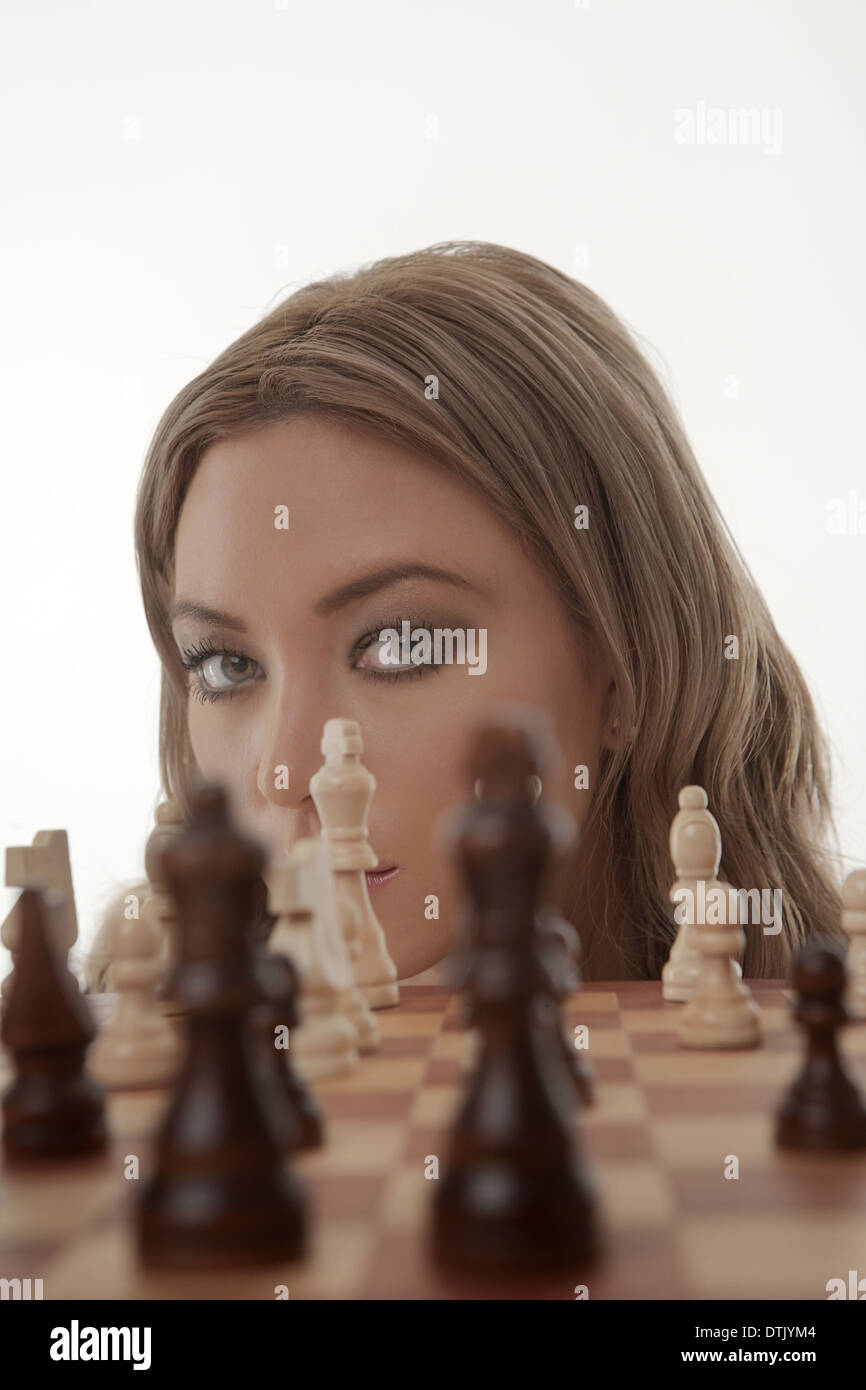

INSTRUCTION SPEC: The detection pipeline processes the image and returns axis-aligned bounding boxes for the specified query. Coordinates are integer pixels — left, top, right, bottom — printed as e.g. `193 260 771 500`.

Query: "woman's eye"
355 635 417 673
352 623 443 683
199 653 258 690
180 641 261 702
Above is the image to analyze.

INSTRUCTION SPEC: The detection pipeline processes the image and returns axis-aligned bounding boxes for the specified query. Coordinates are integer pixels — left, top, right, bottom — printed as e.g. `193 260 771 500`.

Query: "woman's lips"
365 866 400 892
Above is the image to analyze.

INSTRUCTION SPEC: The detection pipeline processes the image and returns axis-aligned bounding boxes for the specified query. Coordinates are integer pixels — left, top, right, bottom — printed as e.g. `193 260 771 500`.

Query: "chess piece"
87 912 181 1090
776 943 866 1151
2 830 77 1002
675 802 762 1049
137 783 306 1269
432 715 600 1270
327 866 380 1054
2 888 106 1159
266 839 359 1081
539 912 594 1107
842 870 866 1020
663 788 712 1001
253 948 324 1152
662 788 742 1000
142 799 185 985
310 718 399 1008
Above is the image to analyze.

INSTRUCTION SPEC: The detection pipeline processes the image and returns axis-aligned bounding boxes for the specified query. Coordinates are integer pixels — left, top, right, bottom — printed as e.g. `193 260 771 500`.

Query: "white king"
310 718 399 1009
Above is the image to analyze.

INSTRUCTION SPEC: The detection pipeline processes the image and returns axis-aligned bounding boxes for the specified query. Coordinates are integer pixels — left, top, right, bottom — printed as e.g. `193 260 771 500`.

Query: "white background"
1 0 863 978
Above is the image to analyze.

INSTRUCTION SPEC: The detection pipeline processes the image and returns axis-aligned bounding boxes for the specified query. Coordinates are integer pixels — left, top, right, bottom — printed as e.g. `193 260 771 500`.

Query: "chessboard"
3 979 866 1301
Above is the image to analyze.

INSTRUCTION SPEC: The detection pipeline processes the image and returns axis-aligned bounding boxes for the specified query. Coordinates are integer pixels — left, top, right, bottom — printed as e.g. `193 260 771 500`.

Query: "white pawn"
842 869 866 1020
266 839 359 1081
310 718 399 1009
677 804 762 1050
88 913 181 1089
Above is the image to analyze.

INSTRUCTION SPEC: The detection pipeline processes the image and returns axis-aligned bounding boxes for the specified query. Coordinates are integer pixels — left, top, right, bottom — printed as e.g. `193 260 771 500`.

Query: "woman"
87 240 841 987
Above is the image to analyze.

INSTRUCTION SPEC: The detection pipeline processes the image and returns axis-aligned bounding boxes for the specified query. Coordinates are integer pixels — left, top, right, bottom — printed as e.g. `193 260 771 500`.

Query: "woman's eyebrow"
168 563 491 633
168 600 248 632
313 563 491 617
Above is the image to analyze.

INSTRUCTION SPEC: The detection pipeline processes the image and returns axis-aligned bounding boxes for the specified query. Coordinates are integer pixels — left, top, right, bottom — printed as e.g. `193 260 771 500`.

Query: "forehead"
172 415 515 606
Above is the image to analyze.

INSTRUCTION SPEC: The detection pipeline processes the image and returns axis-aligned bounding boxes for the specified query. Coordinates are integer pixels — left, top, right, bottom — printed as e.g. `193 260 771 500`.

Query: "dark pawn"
254 949 324 1153
137 783 306 1269
1 888 106 1160
776 943 866 1151
538 912 595 1108
432 715 600 1271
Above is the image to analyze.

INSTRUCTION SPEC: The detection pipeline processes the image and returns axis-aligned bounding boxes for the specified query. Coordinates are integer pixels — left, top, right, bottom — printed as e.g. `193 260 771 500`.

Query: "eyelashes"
179 638 257 706
179 618 443 704
353 614 445 685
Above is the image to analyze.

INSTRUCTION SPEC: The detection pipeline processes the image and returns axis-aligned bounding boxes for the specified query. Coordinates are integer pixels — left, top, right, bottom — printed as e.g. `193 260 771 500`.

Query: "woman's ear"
600 678 628 752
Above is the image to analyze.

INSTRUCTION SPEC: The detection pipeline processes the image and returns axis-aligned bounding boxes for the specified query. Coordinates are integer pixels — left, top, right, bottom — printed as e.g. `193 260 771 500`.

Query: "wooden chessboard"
2 981 866 1301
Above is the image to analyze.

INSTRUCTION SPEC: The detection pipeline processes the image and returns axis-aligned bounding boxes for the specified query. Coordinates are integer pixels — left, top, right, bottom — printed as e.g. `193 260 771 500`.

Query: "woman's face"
170 414 613 979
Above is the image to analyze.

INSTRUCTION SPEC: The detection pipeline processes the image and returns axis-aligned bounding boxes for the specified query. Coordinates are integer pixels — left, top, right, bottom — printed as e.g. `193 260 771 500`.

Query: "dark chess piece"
538 911 595 1107
253 948 324 1152
431 714 601 1270
776 942 866 1151
137 782 307 1269
1 888 106 1159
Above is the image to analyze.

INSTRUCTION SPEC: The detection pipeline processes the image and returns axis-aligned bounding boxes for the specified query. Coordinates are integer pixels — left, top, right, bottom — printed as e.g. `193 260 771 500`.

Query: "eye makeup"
177 610 462 704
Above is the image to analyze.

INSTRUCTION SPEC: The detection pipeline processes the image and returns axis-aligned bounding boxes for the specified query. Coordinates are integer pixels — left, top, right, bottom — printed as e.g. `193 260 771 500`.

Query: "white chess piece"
310 718 399 1009
677 805 762 1050
300 839 379 1050
2 830 77 1002
663 787 742 1001
266 839 359 1081
88 913 181 1089
141 799 186 983
335 891 380 1054
842 869 866 1020
663 788 714 1001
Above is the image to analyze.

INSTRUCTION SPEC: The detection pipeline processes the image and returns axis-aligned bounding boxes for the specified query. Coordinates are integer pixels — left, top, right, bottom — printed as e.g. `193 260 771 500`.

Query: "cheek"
186 702 247 782
359 722 467 977
367 717 467 854
186 703 212 768
537 678 606 832
545 753 595 837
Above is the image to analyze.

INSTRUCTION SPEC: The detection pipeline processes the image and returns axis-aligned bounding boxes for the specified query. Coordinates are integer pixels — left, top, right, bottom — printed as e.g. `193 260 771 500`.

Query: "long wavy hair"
87 240 842 986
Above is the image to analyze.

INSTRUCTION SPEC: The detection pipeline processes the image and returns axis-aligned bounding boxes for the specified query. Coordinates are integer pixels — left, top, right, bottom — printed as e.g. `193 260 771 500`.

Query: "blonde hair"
88 240 842 986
